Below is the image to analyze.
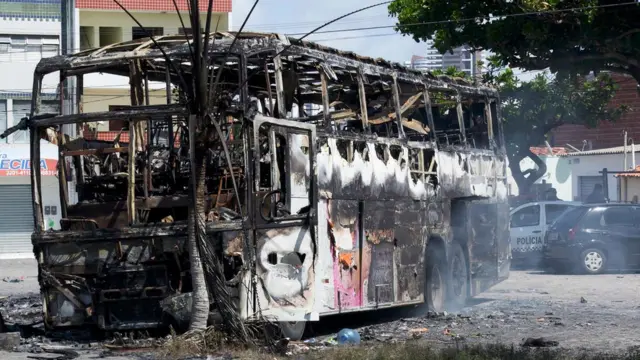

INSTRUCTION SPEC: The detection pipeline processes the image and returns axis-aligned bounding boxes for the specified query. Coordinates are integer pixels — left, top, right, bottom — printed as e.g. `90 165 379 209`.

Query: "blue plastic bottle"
337 328 361 345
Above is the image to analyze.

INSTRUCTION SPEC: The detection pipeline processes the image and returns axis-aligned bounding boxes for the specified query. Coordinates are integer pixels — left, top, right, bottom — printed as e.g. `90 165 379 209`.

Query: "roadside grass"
159 328 640 360
306 342 640 360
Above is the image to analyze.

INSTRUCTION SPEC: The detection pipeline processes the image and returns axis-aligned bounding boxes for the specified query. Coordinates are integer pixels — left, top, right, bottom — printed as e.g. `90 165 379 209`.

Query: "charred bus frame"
23 32 510 337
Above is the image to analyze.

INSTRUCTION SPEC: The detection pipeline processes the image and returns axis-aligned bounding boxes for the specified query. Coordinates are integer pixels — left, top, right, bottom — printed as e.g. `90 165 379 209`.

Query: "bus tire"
425 245 446 313
0 311 5 333
447 241 469 311
279 321 306 341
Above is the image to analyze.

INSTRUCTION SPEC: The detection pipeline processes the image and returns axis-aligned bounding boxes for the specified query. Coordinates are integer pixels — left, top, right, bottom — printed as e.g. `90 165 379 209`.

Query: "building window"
80 26 95 50
0 2 60 19
132 27 163 40
178 28 204 36
99 27 122 47
0 35 59 62
11 36 25 53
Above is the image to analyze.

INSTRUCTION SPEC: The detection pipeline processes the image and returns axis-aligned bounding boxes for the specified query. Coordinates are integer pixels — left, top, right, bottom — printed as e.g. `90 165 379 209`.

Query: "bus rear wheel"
425 246 446 313
447 241 469 311
279 321 306 341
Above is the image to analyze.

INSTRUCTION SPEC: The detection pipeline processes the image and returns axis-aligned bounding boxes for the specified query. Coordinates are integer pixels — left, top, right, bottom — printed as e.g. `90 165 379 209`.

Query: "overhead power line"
286 1 640 36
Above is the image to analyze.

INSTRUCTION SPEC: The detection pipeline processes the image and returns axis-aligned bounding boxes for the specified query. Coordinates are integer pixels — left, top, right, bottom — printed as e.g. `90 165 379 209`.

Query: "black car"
542 203 640 274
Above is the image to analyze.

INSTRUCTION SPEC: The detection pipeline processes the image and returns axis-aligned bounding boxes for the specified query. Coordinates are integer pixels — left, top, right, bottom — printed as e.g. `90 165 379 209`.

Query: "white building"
515 145 640 203
404 40 485 77
0 6 62 145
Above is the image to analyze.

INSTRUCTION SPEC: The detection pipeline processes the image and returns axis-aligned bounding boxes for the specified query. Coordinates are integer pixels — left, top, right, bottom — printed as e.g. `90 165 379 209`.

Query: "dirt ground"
341 269 640 352
2 259 640 359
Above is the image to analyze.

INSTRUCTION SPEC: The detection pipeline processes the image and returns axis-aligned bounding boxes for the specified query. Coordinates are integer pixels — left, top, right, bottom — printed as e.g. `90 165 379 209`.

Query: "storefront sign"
0 154 57 176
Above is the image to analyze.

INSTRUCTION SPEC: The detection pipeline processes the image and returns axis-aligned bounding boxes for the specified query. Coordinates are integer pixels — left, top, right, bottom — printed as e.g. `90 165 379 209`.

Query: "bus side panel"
363 201 396 306
315 198 337 314
466 199 510 296
250 226 316 321
496 201 511 281
327 199 364 311
392 199 426 303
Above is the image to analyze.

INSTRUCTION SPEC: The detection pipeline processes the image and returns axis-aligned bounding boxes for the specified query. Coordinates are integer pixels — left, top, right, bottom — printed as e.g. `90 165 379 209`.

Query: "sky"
231 0 543 81
231 0 423 64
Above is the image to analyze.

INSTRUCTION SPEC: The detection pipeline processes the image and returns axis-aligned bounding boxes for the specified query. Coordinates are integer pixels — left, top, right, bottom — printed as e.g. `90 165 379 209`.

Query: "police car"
510 200 582 265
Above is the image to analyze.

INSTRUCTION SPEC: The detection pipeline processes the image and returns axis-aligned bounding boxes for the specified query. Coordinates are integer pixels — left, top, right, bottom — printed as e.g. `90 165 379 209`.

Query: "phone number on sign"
3 170 56 176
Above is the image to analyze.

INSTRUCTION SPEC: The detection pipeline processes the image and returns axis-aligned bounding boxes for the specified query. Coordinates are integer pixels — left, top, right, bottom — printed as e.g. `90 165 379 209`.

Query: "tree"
427 63 626 194
431 66 469 78
389 0 634 194
483 63 626 194
388 0 640 82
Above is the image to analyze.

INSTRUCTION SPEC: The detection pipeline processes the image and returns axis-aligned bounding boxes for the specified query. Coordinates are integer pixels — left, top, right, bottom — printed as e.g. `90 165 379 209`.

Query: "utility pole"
60 0 77 137
624 130 628 171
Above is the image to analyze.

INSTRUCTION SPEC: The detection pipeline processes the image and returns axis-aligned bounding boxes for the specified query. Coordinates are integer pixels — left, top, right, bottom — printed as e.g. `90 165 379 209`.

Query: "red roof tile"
616 165 640 177
529 146 568 156
76 0 231 13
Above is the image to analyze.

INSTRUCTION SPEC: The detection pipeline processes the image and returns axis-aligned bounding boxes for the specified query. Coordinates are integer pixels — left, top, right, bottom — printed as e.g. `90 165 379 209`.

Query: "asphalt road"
2 259 640 358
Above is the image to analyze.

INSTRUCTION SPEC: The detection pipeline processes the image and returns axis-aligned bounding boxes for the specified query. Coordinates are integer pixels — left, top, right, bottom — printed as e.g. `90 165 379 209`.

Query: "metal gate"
0 184 34 255
579 176 603 201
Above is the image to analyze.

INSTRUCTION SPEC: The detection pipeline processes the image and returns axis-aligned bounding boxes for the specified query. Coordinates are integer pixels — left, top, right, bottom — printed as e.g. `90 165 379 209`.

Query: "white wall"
78 11 231 89
520 156 573 201
0 18 59 36
511 155 572 200
513 152 634 202
0 18 60 93
567 153 628 202
0 11 232 95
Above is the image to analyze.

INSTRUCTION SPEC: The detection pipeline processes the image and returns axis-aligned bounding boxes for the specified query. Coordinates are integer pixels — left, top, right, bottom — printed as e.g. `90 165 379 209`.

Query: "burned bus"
21 32 510 340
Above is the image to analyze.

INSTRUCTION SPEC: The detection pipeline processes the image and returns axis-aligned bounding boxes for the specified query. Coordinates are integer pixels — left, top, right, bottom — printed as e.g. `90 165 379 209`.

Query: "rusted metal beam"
273 54 286 118
484 97 494 141
264 62 274 116
127 61 144 225
391 73 406 139
57 130 68 219
62 147 129 156
421 87 437 142
30 104 185 127
34 35 499 103
143 71 151 200
356 68 369 131
455 93 467 145
320 70 332 130
30 130 44 231
33 221 244 244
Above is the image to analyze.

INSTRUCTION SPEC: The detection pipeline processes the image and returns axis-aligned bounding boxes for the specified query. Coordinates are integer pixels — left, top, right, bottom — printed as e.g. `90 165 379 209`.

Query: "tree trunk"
508 148 547 196
188 129 210 331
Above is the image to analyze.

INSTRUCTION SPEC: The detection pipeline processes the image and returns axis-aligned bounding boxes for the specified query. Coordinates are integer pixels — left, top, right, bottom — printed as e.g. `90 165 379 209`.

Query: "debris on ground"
337 328 360 345
2 277 24 283
0 332 20 350
580 297 588 303
408 328 429 338
0 293 42 325
26 346 79 360
521 337 559 347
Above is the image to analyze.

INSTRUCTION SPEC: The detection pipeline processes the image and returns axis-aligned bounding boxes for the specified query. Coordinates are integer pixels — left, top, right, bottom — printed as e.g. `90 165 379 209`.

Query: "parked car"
510 201 582 265
542 203 640 274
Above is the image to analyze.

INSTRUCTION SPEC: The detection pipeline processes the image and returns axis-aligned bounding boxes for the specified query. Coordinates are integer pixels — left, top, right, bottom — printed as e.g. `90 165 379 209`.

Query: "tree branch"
615 29 640 41
517 52 640 72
